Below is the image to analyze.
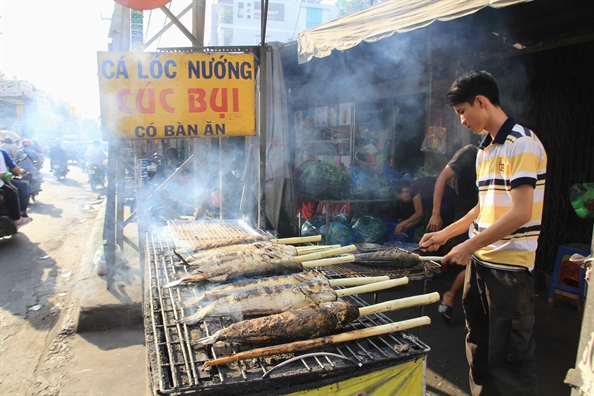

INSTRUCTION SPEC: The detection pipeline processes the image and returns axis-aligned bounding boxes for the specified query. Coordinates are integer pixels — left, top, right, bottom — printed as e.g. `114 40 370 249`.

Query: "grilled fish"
192 234 268 251
183 272 322 307
183 243 298 267
163 251 303 287
180 279 337 325
195 301 360 347
354 249 420 268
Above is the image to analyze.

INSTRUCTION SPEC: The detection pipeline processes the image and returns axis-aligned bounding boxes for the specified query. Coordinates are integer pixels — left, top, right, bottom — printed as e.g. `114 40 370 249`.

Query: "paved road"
0 165 146 396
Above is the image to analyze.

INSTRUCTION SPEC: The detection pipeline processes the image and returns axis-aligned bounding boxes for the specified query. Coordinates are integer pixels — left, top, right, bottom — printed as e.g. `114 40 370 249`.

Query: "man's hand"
441 240 475 266
395 222 408 234
419 231 448 252
426 214 443 232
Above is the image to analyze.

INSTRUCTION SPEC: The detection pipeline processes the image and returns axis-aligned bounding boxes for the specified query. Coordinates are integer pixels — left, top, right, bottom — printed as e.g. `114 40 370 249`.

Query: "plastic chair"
548 244 590 314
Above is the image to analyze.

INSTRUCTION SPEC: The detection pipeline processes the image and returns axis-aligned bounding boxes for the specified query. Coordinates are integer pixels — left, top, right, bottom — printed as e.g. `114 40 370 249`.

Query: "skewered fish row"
190 234 322 251
178 243 356 269
196 292 438 348
182 273 389 308
180 277 409 325
180 279 336 325
163 251 355 287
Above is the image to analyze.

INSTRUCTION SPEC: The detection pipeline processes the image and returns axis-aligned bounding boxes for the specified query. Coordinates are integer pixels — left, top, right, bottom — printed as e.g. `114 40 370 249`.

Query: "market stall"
143 220 435 395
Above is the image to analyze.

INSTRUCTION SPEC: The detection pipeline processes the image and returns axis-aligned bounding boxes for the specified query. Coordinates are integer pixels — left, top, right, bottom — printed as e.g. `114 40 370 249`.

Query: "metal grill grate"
144 223 430 395
166 220 262 248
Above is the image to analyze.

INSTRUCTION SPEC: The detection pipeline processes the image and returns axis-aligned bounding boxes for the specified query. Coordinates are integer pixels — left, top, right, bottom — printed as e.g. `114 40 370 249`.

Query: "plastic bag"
93 243 126 275
319 222 353 246
351 215 388 244
301 216 326 237
570 182 594 219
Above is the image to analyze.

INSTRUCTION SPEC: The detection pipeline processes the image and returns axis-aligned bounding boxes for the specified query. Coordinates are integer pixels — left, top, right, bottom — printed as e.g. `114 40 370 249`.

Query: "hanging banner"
97 51 256 140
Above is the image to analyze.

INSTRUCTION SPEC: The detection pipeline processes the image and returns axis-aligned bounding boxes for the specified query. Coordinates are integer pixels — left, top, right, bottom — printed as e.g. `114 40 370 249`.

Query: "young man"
420 70 547 395
391 176 457 239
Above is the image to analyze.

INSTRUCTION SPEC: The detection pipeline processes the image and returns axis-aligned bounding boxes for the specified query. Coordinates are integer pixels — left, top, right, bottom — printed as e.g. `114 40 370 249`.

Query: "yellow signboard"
97 51 256 139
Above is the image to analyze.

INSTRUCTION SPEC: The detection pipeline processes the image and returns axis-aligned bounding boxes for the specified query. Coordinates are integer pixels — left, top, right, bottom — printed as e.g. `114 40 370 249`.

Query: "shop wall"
423 1 594 271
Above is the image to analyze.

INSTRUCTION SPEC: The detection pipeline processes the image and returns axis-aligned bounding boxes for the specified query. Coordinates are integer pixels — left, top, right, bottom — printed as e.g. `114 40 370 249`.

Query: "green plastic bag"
570 182 594 219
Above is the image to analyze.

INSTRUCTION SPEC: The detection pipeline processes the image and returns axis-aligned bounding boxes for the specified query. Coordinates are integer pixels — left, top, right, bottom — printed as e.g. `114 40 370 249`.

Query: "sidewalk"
39 200 148 396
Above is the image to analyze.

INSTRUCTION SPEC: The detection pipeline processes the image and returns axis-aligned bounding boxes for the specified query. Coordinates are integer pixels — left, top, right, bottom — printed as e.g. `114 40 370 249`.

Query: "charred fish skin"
164 252 304 287
183 272 323 308
354 249 419 267
179 279 337 325
187 244 298 268
196 301 360 346
193 234 268 251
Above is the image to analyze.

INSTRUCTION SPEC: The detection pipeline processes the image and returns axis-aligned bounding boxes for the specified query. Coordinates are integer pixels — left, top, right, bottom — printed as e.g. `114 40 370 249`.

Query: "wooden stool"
548 244 590 314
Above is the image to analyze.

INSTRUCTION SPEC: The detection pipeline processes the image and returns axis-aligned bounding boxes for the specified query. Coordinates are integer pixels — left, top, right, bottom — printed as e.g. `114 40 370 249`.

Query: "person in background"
1 137 18 159
0 150 31 228
30 138 45 166
85 140 107 168
427 144 479 322
16 139 44 195
420 70 546 395
1 149 31 218
391 176 458 269
49 139 69 173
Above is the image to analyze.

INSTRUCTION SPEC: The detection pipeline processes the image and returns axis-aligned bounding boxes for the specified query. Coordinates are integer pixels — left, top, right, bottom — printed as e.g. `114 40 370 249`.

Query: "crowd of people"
0 137 107 233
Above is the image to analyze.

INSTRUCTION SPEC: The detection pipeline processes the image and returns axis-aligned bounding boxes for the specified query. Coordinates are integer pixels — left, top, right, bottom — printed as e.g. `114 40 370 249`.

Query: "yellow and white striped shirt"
473 118 547 270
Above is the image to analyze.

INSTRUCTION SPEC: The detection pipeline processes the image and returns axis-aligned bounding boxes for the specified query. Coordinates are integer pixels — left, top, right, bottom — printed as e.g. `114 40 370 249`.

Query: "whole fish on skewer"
195 292 439 348
163 251 356 288
181 278 408 325
182 273 391 308
179 243 298 267
192 234 268 251
183 272 322 307
180 279 337 325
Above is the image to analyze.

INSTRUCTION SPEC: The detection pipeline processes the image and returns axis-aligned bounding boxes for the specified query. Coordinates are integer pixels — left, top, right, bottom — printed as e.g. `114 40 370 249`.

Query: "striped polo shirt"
472 118 547 270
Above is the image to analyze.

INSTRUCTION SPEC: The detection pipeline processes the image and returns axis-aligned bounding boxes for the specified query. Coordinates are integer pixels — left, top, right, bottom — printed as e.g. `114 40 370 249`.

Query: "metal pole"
258 46 267 230
104 139 118 289
116 141 125 249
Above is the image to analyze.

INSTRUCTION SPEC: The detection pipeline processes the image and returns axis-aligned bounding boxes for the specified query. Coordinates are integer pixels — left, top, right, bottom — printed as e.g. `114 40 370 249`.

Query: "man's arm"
427 165 456 231
395 194 424 234
441 184 534 265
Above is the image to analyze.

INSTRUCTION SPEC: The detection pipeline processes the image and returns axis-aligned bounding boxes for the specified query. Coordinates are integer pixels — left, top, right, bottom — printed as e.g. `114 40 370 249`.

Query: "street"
0 165 145 396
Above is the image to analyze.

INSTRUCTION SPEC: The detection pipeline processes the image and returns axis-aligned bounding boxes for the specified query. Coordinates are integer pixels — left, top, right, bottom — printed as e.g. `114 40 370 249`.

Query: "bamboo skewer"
301 255 355 268
270 235 322 244
327 276 389 287
358 292 439 316
295 245 340 254
203 316 432 367
334 277 409 298
295 245 357 263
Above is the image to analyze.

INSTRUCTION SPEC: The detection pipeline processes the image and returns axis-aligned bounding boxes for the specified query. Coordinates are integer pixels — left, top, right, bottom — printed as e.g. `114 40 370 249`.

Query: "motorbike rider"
1 137 18 159
1 149 31 218
49 139 69 175
85 140 107 183
16 139 44 199
0 151 31 228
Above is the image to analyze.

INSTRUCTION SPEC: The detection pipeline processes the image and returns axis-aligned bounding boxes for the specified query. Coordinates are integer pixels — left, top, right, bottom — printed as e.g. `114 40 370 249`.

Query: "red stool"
548 244 590 314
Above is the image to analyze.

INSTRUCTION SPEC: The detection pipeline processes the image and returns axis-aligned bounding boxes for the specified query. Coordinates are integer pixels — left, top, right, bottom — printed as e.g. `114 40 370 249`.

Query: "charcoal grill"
144 221 430 395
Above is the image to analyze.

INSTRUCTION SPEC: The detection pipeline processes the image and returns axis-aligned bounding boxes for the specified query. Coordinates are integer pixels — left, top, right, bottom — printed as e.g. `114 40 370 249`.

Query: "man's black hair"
445 70 500 107
390 180 411 196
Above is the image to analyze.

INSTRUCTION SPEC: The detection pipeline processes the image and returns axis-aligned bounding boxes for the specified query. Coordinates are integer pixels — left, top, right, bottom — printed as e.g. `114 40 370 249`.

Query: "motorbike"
87 163 105 192
0 153 27 239
52 160 69 180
